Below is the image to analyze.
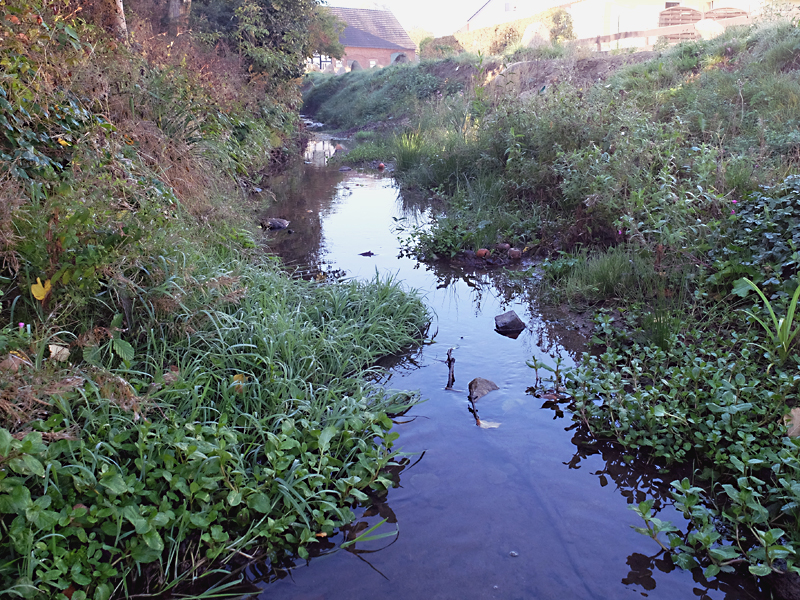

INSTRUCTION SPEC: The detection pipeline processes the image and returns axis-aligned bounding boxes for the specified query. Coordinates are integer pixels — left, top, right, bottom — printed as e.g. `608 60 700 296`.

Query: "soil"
496 50 659 96
422 51 659 97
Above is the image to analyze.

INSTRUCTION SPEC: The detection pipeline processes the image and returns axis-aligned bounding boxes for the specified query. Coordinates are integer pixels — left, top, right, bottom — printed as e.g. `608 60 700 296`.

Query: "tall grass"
0 250 429 597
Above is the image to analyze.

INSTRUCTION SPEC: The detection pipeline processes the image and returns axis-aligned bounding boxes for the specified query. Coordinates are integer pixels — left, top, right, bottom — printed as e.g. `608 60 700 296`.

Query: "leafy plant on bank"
0 260 429 598
563 305 800 579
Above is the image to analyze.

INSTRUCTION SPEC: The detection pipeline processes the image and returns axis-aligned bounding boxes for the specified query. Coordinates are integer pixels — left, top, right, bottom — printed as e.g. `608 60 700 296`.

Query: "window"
369 59 377 68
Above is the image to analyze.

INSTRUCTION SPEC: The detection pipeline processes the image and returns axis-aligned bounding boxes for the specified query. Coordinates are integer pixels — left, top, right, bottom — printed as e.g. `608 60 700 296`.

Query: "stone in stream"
262 218 289 230
495 310 526 336
468 377 499 403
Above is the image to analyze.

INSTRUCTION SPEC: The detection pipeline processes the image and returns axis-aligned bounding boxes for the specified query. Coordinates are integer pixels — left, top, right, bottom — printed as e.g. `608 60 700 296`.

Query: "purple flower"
18 322 24 329
731 209 736 214
618 230 622 235
732 200 738 203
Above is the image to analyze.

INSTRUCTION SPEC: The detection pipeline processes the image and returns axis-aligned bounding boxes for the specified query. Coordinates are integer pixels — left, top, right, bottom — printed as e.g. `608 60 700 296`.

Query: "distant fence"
575 14 752 52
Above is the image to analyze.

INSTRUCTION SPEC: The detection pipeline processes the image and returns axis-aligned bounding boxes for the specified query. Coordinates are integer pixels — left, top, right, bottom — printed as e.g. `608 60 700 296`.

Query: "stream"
244 137 765 600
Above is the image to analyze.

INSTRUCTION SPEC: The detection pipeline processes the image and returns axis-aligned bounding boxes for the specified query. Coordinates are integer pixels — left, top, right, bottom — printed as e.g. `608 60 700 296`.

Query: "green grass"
0 250 429 597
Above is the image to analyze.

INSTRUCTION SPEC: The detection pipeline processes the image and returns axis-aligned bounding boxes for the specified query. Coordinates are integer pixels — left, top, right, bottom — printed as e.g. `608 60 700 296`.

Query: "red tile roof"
327 7 416 50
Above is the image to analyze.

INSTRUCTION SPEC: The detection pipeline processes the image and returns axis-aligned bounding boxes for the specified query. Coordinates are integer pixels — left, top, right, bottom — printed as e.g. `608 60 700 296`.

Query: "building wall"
341 47 416 71
567 0 762 38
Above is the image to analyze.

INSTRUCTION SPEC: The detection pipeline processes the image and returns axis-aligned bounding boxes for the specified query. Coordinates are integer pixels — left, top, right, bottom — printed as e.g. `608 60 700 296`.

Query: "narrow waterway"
246 140 764 600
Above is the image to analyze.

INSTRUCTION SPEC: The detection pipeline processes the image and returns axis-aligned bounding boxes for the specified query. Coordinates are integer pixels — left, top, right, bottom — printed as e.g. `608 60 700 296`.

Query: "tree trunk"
82 0 127 40
167 0 191 36
110 0 128 40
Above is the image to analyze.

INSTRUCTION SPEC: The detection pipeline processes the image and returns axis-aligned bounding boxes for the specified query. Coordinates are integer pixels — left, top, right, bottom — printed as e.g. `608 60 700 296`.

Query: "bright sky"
325 0 480 36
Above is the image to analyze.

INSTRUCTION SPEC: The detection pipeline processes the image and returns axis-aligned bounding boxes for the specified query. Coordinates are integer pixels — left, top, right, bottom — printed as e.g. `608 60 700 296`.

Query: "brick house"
326 7 417 72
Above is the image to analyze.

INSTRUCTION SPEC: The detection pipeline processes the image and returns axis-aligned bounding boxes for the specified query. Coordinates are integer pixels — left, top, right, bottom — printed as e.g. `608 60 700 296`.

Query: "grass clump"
0 256 428 598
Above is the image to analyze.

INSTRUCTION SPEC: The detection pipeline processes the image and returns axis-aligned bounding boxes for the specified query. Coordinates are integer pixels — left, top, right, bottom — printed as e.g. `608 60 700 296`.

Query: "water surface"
249 142 764 600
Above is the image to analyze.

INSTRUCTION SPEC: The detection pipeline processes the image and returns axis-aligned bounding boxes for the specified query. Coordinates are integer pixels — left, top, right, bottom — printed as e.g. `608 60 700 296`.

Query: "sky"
325 0 481 36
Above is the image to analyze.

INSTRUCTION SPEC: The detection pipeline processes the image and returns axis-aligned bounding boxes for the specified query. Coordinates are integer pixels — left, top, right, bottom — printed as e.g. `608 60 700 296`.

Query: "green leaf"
227 489 242 506
143 528 164 551
749 563 772 577
21 454 45 477
246 492 272 513
94 583 112 600
732 278 753 297
0 428 12 456
99 471 129 496
318 426 337 454
112 338 134 363
709 546 740 562
131 542 161 564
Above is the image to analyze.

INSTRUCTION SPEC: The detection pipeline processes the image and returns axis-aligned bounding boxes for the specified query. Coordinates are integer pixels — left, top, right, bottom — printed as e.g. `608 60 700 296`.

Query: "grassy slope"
0 3 428 598
304 16 800 590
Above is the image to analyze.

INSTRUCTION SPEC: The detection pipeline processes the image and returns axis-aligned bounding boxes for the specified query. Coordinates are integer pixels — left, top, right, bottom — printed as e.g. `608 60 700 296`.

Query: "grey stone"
495 310 526 334
263 218 289 230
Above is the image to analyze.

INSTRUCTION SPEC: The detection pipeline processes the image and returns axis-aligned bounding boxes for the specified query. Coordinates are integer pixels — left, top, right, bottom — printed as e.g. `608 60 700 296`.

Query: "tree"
81 0 128 39
192 0 343 84
167 0 192 36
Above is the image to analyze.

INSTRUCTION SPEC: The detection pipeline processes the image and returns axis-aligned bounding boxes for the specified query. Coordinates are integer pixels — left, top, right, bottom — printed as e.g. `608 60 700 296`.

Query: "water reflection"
248 141 767 600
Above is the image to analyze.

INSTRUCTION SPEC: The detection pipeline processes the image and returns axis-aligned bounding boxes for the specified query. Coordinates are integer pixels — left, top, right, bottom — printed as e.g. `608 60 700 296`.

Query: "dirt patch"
490 51 658 98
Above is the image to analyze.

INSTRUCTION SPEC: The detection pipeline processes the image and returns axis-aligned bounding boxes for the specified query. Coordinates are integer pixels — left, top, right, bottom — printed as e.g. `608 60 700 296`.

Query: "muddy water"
249 141 764 600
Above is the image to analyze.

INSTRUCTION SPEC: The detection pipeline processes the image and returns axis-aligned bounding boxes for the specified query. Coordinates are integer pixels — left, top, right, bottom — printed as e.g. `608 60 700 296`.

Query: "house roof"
327 7 416 50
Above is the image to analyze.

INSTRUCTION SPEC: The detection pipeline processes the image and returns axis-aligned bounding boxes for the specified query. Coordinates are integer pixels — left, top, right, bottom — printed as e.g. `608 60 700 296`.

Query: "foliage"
0 255 428 598
0 2 431 598
739 277 800 366
708 175 800 293
564 309 800 578
302 63 453 130
192 0 342 85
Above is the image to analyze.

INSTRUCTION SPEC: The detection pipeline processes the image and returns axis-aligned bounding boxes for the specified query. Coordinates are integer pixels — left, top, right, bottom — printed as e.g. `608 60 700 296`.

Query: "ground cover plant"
0 1 429 597
303 11 800 592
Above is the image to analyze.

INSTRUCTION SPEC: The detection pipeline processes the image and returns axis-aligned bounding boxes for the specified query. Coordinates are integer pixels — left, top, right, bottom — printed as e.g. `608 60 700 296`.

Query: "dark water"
245 141 765 600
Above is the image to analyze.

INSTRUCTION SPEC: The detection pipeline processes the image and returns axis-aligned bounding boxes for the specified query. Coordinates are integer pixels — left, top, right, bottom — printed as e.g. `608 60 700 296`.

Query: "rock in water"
495 310 526 334
468 377 499 402
262 218 289 230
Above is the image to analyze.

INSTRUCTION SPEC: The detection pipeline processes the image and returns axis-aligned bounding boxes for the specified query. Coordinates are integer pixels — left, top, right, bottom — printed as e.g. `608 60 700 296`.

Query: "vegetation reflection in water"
249 160 765 600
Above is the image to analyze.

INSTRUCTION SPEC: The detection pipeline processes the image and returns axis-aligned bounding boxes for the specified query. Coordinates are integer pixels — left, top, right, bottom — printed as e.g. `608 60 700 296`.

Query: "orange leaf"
233 373 247 394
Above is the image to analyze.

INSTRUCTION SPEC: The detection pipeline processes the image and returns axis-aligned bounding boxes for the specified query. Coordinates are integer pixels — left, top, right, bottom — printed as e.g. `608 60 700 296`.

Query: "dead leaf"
31 277 51 302
785 408 800 437
44 376 85 395
315 532 327 538
163 365 180 385
49 344 70 362
233 374 247 394
0 351 32 372
468 377 499 402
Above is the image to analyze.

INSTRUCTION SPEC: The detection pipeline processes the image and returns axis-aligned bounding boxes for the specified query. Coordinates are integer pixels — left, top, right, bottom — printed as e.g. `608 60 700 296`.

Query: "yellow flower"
31 278 52 301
